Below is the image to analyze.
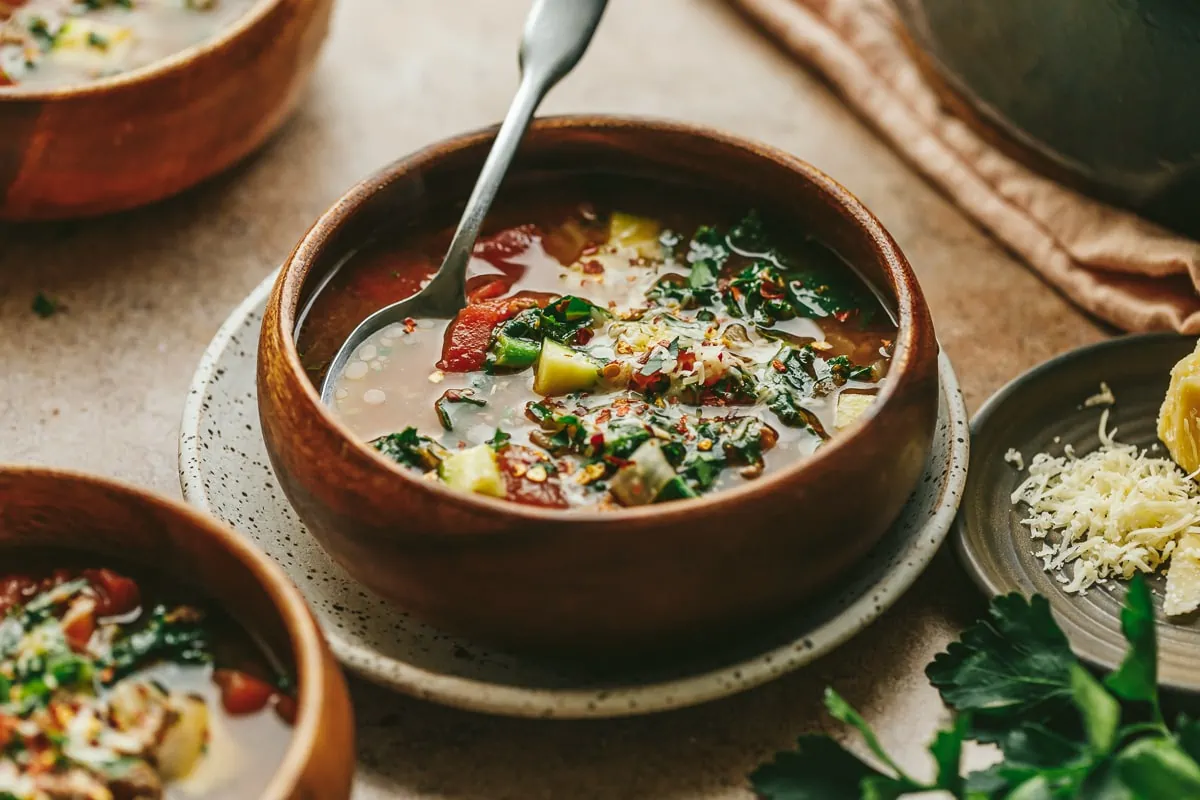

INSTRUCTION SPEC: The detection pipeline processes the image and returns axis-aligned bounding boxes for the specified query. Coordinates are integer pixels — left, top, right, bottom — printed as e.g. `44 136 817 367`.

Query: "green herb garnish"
373 427 446 471
433 388 486 432
750 575 1200 799
31 292 61 319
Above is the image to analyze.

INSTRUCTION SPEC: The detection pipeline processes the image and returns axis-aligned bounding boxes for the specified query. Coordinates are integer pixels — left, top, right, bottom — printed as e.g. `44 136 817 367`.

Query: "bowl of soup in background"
258 116 940 653
0 0 332 220
0 466 355 798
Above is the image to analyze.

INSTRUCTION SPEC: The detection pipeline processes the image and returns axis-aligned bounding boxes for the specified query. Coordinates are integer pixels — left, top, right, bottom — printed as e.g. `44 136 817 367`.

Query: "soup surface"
298 180 897 510
0 562 293 799
0 0 254 88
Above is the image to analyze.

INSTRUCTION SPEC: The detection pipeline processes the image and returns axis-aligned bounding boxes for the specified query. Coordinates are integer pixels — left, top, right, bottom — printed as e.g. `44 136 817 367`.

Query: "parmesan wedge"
1166 533 1200 616
1159 339 1200 474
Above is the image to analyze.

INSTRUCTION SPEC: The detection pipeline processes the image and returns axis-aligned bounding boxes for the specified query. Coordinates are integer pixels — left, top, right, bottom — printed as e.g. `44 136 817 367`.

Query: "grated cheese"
1011 403 1200 611
1004 448 1025 471
1083 381 1115 408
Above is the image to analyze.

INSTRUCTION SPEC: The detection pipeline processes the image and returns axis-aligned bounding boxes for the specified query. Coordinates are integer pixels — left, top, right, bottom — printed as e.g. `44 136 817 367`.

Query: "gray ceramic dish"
179 271 969 718
957 332 1200 691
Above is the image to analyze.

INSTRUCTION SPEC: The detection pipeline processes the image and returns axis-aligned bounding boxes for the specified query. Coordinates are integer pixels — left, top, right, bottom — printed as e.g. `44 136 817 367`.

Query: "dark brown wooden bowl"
258 116 940 653
0 466 355 799
0 0 332 221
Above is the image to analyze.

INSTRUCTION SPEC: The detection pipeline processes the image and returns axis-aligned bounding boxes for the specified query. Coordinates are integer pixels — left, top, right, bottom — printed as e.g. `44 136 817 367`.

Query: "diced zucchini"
609 212 661 259
533 339 600 396
835 393 875 430
438 444 505 498
610 440 677 506
654 475 697 503
490 333 542 370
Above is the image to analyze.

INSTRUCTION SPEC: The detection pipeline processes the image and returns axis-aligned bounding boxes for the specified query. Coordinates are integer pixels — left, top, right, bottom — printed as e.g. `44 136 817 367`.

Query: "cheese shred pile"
1012 405 1200 613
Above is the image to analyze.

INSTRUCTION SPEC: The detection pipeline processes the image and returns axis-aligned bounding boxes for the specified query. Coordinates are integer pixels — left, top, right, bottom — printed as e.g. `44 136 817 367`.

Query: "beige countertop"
0 0 1106 796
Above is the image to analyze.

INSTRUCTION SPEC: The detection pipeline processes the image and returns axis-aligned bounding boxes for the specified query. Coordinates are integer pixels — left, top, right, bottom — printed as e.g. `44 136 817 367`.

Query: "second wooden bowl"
0 466 356 798
0 0 333 221
258 116 941 654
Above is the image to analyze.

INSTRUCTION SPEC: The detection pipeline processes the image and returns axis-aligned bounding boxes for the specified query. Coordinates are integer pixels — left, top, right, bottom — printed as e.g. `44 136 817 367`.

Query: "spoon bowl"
319 0 608 405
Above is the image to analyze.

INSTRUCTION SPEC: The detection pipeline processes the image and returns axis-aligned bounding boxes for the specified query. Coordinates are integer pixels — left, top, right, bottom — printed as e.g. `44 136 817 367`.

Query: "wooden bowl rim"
271 114 937 526
0 0 279 101
0 465 333 799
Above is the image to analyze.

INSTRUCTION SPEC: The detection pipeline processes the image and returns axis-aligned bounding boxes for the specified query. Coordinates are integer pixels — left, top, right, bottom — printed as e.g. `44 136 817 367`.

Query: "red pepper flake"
581 259 605 275
575 328 594 345
615 406 630 417
403 317 417 333
834 310 851 323
677 351 696 371
771 359 786 372
595 408 612 424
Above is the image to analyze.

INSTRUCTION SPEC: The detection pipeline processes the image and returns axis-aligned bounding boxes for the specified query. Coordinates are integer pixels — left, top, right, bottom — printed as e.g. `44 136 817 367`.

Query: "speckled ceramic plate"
957 333 1200 692
179 270 969 718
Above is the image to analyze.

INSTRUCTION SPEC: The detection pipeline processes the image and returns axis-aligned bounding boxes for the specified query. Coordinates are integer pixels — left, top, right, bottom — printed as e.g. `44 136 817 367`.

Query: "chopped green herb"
103 605 211 684
751 576 1200 800
373 427 446 471
31 292 61 319
433 388 486 431
486 428 511 451
87 31 109 49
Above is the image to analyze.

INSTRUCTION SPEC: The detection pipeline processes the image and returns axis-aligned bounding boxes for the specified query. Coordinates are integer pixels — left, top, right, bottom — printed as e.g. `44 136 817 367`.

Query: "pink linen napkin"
729 0 1200 333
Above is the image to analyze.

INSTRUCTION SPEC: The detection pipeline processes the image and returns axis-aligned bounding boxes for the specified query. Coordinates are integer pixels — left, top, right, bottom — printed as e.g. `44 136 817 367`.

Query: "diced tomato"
473 224 537 267
497 445 568 508
438 297 542 373
466 278 511 304
61 599 96 653
214 670 275 715
82 569 141 618
273 694 298 725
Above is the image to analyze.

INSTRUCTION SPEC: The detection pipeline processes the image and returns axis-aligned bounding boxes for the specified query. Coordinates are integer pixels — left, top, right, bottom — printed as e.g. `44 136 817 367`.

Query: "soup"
298 179 897 511
0 0 254 88
0 562 294 799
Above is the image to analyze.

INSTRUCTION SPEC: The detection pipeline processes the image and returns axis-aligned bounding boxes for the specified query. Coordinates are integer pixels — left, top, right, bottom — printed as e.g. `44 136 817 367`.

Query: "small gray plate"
957 332 1200 691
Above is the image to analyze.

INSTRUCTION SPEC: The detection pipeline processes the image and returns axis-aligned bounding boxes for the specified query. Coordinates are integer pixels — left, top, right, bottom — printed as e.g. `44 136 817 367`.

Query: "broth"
0 561 293 799
0 0 255 89
298 178 897 510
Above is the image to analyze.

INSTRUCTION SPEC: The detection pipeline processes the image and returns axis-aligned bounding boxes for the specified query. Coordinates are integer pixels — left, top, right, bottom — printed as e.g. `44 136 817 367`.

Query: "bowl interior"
0 468 323 798
278 119 927 523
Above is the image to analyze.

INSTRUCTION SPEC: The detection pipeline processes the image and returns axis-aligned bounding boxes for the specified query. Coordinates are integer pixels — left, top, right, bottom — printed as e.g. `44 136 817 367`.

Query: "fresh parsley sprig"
750 575 1200 799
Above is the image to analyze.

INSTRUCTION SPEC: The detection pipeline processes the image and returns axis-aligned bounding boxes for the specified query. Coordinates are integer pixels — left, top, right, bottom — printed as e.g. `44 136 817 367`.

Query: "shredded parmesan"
1083 381 1115 408
1011 404 1200 607
1004 448 1024 471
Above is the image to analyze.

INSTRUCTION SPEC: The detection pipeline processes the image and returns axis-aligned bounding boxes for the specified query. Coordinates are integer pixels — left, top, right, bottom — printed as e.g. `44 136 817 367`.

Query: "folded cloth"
730 0 1200 333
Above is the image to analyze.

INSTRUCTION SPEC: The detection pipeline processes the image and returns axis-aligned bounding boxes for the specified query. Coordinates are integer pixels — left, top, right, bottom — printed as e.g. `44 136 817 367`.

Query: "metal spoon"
320 0 609 405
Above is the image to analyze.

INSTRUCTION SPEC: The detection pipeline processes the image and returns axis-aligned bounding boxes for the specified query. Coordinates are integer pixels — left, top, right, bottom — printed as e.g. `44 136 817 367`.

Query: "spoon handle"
422 0 609 315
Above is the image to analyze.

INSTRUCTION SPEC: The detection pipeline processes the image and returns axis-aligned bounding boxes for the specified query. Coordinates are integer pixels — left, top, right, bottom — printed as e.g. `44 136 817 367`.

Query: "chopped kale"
31 292 61 319
486 428 511 451
373 427 445 471
433 388 487 431
102 605 211 684
538 295 608 345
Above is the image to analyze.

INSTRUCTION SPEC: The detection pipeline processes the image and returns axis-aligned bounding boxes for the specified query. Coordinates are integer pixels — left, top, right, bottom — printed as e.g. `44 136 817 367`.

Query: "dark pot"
895 0 1200 235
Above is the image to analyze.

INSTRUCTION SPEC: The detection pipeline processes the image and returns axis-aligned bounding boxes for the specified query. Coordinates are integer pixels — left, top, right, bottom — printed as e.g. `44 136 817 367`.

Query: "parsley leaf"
750 736 889 799
925 593 1076 740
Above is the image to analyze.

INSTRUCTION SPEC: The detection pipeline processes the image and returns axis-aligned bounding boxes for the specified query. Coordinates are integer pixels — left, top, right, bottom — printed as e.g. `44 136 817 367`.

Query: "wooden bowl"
0 466 355 799
0 0 333 221
258 116 941 653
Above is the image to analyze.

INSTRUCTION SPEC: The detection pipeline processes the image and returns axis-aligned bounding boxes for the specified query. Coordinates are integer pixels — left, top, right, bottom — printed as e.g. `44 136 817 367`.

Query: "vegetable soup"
0 0 254 88
0 560 294 799
297 178 897 511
